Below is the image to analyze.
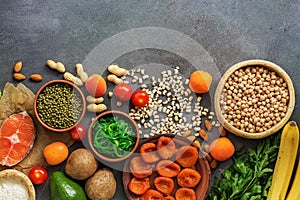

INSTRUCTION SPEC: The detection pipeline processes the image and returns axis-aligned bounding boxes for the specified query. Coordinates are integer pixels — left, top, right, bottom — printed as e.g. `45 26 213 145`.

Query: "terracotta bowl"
34 80 86 132
87 110 140 163
123 134 211 200
214 59 295 139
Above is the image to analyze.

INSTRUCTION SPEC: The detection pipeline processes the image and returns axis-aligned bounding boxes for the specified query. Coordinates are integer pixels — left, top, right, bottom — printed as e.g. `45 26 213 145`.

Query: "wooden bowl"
34 80 86 132
123 134 211 200
214 59 295 139
87 110 140 163
0 169 35 200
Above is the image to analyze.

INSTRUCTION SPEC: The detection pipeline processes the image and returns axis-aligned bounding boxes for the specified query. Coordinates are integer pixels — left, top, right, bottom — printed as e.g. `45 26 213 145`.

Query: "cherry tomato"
28 166 48 185
70 124 86 141
131 90 149 107
114 83 133 101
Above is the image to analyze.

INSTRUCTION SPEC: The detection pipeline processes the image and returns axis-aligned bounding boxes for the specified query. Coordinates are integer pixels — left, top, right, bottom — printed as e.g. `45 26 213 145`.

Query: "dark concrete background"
0 0 299 199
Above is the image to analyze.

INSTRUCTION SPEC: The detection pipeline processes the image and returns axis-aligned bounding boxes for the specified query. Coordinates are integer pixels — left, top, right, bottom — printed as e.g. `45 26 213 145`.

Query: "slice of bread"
0 169 35 200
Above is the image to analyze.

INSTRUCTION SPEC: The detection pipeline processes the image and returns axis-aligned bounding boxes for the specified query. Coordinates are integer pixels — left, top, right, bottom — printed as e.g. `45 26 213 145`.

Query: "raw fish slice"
0 111 35 166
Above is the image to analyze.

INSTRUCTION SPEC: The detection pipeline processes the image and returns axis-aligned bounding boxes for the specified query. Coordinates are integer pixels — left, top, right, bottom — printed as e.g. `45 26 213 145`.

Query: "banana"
267 121 299 200
286 158 300 200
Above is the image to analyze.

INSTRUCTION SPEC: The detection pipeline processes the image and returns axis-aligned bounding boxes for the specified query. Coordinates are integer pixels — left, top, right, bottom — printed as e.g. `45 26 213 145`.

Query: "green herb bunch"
209 133 280 200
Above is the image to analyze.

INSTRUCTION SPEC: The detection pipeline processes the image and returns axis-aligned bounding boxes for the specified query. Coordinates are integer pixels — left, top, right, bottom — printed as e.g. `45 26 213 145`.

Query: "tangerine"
209 137 235 161
0 111 35 167
43 141 69 165
189 70 212 93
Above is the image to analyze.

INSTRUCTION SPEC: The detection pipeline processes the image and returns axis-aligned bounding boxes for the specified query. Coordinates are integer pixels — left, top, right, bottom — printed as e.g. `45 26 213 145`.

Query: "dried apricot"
43 141 69 165
177 168 201 188
128 177 150 195
156 160 181 178
175 146 199 168
175 188 196 200
140 189 164 200
157 136 176 159
140 142 160 163
154 177 174 195
130 156 154 178
209 137 235 161
189 70 212 93
164 196 175 200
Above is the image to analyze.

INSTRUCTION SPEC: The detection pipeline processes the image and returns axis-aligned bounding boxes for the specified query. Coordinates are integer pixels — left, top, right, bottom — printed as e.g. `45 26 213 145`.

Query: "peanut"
29 74 43 82
107 74 123 85
64 72 83 86
108 64 127 76
87 103 107 113
13 61 22 73
76 63 88 82
13 73 26 81
46 59 66 73
86 95 104 104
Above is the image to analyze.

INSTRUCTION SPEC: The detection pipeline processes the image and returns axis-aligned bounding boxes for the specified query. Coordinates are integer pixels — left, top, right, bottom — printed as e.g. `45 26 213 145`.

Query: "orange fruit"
209 137 235 161
43 141 69 165
0 111 35 166
189 70 212 93
85 74 107 97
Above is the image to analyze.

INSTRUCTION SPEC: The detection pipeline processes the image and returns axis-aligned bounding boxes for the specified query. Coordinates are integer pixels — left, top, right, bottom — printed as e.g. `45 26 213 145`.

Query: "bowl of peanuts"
214 59 295 139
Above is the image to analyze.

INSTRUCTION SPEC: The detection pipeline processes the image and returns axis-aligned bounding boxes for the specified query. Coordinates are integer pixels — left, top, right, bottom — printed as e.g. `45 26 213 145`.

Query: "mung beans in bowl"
34 80 86 132
214 59 295 139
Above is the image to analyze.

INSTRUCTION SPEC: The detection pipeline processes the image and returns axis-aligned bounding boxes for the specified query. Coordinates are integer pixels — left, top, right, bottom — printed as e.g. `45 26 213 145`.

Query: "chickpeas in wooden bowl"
214 59 295 139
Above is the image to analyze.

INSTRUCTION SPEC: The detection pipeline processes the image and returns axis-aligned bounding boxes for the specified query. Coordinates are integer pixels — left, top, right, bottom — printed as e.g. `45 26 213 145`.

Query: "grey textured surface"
1 0 300 199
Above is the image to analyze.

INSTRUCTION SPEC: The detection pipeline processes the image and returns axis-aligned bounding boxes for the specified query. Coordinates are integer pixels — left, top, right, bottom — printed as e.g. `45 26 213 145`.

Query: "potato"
85 168 116 200
65 148 98 180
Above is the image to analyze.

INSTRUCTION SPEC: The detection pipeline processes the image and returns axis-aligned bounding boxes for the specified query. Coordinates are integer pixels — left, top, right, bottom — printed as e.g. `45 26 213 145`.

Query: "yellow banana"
267 121 299 200
286 158 300 199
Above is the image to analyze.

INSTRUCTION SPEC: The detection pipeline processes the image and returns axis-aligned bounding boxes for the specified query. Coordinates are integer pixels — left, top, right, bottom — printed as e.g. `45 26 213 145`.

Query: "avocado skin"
50 171 87 200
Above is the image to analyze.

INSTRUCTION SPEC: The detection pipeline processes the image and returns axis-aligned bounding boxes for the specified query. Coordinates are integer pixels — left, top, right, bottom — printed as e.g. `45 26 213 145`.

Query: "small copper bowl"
34 80 86 132
87 110 140 163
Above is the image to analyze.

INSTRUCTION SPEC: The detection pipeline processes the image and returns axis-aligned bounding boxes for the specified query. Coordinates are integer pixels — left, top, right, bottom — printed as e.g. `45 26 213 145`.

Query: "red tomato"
70 124 86 141
114 83 133 101
131 90 149 107
28 166 48 185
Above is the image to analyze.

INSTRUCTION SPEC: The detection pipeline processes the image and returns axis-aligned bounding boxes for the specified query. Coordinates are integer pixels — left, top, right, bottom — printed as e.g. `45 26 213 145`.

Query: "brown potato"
65 148 98 180
85 168 116 200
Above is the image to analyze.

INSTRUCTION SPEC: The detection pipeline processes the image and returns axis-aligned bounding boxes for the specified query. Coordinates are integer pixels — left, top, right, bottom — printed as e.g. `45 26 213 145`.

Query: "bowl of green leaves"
87 110 140 163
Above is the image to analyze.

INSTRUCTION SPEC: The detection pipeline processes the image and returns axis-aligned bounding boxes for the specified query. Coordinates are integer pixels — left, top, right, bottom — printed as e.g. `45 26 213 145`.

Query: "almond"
13 73 26 81
13 61 22 73
199 129 209 141
29 74 43 82
218 126 227 137
210 159 218 169
205 119 213 131
193 140 201 149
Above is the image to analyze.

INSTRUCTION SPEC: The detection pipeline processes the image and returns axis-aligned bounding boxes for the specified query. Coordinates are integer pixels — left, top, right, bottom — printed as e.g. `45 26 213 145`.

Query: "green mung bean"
36 83 83 129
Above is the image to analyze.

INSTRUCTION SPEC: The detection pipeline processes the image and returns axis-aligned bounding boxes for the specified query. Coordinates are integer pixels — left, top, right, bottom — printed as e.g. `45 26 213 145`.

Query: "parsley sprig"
209 133 280 200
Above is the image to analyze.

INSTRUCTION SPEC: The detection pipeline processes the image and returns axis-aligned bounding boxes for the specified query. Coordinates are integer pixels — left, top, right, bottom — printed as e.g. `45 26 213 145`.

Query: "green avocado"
50 171 87 200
